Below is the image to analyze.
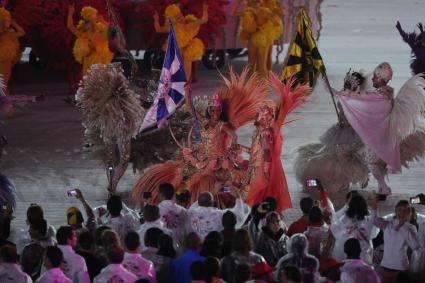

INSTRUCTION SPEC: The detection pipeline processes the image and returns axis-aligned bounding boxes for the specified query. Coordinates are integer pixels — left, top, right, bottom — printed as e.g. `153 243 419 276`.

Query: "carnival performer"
67 4 113 76
396 21 425 75
76 63 144 194
245 74 310 212
0 7 24 95
294 71 369 196
295 63 425 196
153 3 208 82
232 0 283 78
132 67 269 205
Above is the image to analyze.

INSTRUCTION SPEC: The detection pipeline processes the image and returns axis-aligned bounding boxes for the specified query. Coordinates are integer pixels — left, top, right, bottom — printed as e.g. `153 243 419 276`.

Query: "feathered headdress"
217 67 270 130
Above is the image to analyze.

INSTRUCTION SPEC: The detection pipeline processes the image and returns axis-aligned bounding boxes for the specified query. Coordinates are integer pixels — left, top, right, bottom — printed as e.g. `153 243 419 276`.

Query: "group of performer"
0 1 425 213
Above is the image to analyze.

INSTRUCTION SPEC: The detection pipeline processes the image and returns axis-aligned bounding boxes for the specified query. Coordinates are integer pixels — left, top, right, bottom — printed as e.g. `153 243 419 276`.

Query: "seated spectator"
255 211 288 266
340 238 380 283
188 191 249 241
75 230 104 281
168 232 204 283
372 199 422 283
277 265 302 283
153 234 176 283
287 197 314 237
221 229 265 283
221 211 237 257
234 263 251 283
304 207 331 262
138 204 173 250
18 204 56 255
190 260 204 283
21 219 56 280
94 246 138 282
274 234 319 283
203 257 223 283
123 231 156 283
36 246 72 283
158 183 189 244
200 231 224 259
331 194 378 264
142 227 164 263
56 226 90 283
0 245 32 282
104 195 138 243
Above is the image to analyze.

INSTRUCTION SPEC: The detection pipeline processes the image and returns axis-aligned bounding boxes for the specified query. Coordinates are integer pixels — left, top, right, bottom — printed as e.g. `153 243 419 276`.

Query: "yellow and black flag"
279 8 325 88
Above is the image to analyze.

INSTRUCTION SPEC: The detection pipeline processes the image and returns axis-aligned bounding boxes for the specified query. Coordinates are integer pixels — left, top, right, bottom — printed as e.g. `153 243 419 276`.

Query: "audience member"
142 227 164 262
372 199 422 283
304 206 331 262
221 229 265 283
188 191 249 241
234 263 251 283
277 265 302 283
0 209 14 248
255 211 288 266
104 195 138 243
56 226 90 283
274 234 319 283
287 197 314 236
251 261 276 282
36 246 72 283
201 231 224 259
331 194 378 264
203 257 223 283
123 231 156 282
153 234 176 283
138 204 174 250
0 245 32 283
75 230 104 281
221 211 237 257
176 189 191 208
190 260 204 283
339 238 380 283
158 183 189 244
168 232 204 283
93 246 138 282
334 191 359 221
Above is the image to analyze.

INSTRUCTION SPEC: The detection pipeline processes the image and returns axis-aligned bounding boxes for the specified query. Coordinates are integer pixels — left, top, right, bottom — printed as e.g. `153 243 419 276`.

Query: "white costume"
137 219 174 250
94 264 138 283
340 259 381 283
0 263 33 283
17 224 56 255
58 245 90 283
158 199 190 244
187 198 250 240
36 268 72 283
123 252 156 283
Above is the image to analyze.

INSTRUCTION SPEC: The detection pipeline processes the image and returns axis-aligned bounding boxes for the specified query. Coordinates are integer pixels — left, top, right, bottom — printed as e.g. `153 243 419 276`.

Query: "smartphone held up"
67 189 77 197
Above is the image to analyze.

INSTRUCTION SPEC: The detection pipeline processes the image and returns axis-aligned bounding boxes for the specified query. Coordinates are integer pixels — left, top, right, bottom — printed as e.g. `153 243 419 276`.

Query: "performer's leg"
184 59 192 82
247 43 257 73
257 46 269 78
266 45 273 71
110 162 128 194
369 160 391 195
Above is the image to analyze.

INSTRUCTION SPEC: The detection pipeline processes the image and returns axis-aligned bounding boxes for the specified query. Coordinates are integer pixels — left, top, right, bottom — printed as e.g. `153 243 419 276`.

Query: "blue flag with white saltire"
140 22 187 132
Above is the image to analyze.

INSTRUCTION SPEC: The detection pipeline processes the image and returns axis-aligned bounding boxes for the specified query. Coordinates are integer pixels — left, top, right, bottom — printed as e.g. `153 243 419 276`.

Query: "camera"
410 197 421 204
306 179 321 188
67 189 77 197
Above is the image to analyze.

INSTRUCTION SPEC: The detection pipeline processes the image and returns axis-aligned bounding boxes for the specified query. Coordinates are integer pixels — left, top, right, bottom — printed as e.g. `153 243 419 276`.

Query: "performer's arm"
198 2 208 25
260 129 273 179
10 19 25 38
67 4 82 37
396 21 415 50
153 11 169 33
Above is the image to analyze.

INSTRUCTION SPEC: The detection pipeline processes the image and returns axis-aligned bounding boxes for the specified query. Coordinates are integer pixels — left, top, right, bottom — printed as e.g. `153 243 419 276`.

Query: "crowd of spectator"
1 182 425 283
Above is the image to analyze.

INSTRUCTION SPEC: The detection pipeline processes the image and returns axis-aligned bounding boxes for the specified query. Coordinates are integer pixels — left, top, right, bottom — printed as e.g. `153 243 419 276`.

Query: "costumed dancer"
294 71 369 196
67 4 113 76
232 0 283 78
245 74 310 212
153 3 208 81
131 67 269 205
396 21 425 75
0 7 24 95
75 63 144 194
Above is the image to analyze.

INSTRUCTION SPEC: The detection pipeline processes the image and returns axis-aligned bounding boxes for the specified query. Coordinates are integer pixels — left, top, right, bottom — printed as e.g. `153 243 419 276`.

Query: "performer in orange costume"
0 7 24 95
153 3 208 81
67 4 113 76
245 74 310 212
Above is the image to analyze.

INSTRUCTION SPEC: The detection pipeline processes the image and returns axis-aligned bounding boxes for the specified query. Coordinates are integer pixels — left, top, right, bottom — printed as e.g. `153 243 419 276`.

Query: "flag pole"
321 68 341 123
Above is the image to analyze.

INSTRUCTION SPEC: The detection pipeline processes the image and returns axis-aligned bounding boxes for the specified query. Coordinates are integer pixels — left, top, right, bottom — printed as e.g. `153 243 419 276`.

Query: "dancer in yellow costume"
233 0 283 78
0 7 25 95
67 4 113 76
153 3 208 81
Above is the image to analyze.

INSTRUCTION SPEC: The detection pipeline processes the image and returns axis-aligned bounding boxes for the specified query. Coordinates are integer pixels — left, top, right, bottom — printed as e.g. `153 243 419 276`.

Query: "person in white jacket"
0 245 32 283
94 246 137 283
188 190 250 241
340 238 380 283
36 246 72 283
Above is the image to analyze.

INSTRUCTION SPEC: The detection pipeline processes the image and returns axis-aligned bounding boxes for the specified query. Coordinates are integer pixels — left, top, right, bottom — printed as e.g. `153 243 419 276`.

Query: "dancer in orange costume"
233 0 283 78
131 68 269 205
245 74 311 212
153 3 208 81
67 4 113 76
0 7 24 95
